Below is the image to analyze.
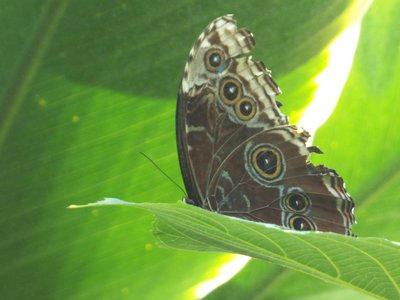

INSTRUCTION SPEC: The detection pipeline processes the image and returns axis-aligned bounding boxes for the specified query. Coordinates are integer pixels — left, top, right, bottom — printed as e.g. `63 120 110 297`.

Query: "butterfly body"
176 15 355 235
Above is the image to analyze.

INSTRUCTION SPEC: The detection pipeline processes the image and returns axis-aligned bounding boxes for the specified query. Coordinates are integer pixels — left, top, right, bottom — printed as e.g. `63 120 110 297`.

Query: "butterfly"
176 15 355 235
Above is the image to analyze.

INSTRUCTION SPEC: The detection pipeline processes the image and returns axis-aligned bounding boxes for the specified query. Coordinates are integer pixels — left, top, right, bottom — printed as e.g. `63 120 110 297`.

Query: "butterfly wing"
177 15 284 205
206 125 355 235
176 15 355 234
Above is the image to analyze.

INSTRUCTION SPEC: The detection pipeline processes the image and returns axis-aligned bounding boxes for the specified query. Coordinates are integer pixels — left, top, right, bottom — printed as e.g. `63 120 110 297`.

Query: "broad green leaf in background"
1 0 398 300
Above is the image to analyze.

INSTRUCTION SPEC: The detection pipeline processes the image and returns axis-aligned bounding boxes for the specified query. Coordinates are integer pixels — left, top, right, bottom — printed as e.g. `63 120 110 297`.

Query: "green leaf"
0 0 390 299
74 199 400 300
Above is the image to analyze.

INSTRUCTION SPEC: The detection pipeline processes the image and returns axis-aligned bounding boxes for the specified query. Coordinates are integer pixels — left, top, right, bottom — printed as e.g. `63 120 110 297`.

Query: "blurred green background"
1 0 399 299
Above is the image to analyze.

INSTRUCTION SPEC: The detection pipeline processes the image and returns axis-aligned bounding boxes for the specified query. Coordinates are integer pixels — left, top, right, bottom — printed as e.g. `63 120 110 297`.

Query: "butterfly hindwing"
207 126 354 234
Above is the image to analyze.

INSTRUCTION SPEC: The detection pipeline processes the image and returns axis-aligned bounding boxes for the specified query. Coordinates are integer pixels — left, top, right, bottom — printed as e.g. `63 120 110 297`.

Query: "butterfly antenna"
139 152 187 196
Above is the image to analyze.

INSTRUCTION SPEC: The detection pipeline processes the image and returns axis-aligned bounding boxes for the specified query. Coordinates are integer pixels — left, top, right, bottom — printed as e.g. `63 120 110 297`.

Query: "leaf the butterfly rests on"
176 15 355 235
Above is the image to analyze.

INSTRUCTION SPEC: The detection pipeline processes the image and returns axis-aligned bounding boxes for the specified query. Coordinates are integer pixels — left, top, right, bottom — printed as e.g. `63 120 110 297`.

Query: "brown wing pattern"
176 15 355 235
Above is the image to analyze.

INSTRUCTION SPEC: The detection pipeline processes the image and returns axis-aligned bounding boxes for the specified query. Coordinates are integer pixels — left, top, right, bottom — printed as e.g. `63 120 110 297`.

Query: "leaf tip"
67 197 131 209
67 204 81 209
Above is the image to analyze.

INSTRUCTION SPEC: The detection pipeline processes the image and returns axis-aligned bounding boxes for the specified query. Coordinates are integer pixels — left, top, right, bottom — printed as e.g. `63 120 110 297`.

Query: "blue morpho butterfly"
175 15 355 235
